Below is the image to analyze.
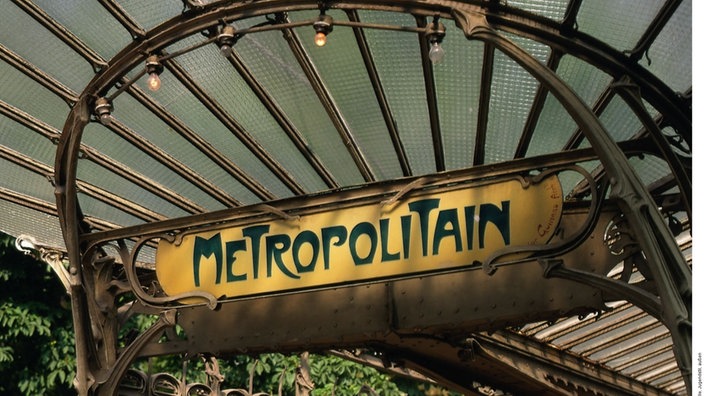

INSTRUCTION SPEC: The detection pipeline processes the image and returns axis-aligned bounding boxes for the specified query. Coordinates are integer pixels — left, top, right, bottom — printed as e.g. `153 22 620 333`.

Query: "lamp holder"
217 25 238 47
426 21 446 44
313 14 333 35
94 97 113 117
145 55 164 75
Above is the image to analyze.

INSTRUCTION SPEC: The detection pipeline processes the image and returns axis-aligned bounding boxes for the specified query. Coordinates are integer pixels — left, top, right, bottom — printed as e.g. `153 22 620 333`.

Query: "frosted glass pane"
526 93 577 157
293 9 403 180
1 3 93 93
577 0 665 51
507 0 570 20
599 95 643 142
361 10 435 175
116 0 184 31
0 115 56 166
640 0 691 93
629 154 671 187
485 34 549 164
556 55 612 107
0 63 70 130
0 201 65 250
232 25 364 186
435 21 483 170
33 0 130 61
0 158 55 203
111 91 262 204
80 122 226 212
76 160 191 220
170 34 328 194
77 194 145 228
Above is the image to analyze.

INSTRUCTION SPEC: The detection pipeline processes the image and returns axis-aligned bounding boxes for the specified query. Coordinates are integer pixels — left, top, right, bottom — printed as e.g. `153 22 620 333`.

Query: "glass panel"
435 19 483 170
485 34 548 163
602 337 672 367
599 95 643 142
0 115 56 166
169 33 328 194
0 62 70 130
629 154 671 188
80 122 226 212
116 0 184 31
556 55 612 109
360 10 435 175
77 194 145 228
0 201 65 249
551 305 642 346
507 0 570 21
231 20 364 186
577 0 666 52
526 93 577 157
111 89 262 205
640 0 691 93
76 160 191 220
33 0 131 61
293 9 403 180
572 316 658 354
0 158 55 203
620 351 675 375
2 3 93 93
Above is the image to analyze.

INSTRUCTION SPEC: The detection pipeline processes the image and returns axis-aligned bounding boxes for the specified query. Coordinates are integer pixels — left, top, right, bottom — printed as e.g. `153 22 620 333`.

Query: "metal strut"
452 9 692 393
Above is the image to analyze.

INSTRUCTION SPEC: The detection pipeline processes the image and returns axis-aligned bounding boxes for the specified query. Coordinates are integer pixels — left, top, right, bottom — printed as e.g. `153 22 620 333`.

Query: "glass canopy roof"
0 0 692 395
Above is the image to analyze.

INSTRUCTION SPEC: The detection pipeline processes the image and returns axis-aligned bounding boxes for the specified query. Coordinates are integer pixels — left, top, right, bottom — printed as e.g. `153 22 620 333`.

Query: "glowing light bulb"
428 42 445 64
314 31 327 47
147 72 161 91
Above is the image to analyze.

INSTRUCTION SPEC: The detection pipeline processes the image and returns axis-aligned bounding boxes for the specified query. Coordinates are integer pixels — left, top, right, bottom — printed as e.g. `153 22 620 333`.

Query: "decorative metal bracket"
15 234 73 293
480 166 606 275
540 258 661 319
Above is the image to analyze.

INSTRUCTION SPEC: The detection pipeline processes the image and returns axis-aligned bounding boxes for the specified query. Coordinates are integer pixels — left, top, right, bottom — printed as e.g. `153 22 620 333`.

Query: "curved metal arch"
52 1 692 395
484 3 691 144
451 9 691 392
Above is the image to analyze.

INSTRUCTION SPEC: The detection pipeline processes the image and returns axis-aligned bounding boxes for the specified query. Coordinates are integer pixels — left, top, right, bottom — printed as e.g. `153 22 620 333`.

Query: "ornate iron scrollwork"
117 353 320 396
481 165 607 275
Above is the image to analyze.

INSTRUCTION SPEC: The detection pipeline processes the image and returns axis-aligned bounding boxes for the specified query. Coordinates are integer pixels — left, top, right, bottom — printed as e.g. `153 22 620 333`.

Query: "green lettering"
433 208 462 255
408 199 440 256
265 234 300 279
464 206 475 250
193 233 223 287
293 230 320 273
401 215 411 259
349 222 377 265
379 218 400 262
225 240 247 282
242 225 269 279
479 201 510 248
322 226 347 269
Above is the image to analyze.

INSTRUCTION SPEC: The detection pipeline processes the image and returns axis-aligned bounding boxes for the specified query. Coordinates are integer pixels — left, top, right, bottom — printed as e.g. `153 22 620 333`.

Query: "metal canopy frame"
0 0 691 395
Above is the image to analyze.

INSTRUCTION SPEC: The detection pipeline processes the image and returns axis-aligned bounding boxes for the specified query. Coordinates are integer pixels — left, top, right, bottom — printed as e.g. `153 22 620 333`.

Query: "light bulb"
99 113 113 126
147 72 161 91
314 31 327 47
220 44 232 57
428 42 445 64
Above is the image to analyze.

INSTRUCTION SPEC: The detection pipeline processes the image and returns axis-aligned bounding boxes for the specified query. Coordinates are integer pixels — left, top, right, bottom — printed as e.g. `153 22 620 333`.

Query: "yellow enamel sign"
156 176 562 300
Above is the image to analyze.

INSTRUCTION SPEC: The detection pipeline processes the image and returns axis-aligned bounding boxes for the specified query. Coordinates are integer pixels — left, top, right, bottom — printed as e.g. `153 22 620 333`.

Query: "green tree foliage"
0 233 75 395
